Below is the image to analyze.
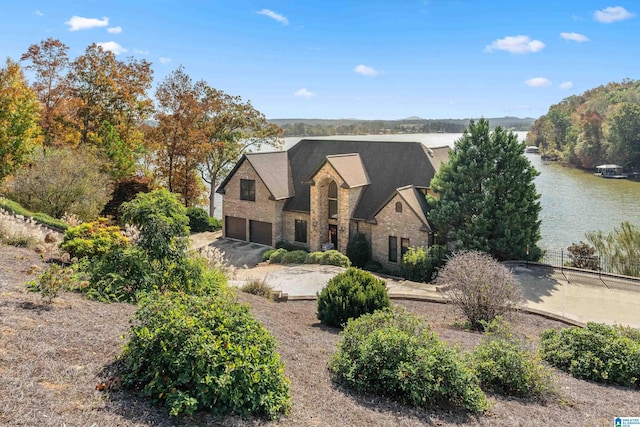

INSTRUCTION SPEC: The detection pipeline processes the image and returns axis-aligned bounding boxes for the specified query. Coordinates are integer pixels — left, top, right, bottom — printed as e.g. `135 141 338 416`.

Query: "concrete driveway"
206 237 270 268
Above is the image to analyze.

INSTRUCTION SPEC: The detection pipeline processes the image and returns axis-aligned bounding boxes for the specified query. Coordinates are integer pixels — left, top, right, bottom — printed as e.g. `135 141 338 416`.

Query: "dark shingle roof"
306 153 370 188
285 139 445 220
216 151 293 200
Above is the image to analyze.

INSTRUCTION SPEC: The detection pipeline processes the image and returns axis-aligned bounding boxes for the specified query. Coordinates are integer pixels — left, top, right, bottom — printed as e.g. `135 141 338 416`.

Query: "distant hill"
528 79 640 171
270 117 535 137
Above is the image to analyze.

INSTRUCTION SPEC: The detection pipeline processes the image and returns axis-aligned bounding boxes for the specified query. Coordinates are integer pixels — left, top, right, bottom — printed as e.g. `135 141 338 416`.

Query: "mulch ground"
1 244 638 426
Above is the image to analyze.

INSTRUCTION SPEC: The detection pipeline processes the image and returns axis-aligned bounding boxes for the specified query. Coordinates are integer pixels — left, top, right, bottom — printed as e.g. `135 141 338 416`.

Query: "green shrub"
363 260 383 273
0 197 68 230
186 206 221 232
120 291 291 418
329 307 488 413
401 245 447 283
241 277 275 300
469 317 555 397
317 268 390 328
305 251 323 264
319 250 351 267
540 322 640 387
346 232 371 268
268 248 288 264
26 263 75 303
281 249 308 264
83 247 226 303
60 219 129 260
263 248 277 262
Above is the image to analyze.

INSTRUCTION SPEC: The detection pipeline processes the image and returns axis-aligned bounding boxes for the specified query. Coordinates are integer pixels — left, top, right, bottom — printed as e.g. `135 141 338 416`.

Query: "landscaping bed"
0 244 638 426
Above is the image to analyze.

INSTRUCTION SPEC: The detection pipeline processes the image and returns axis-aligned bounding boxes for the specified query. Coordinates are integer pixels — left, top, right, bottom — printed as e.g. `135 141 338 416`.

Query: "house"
216 139 449 269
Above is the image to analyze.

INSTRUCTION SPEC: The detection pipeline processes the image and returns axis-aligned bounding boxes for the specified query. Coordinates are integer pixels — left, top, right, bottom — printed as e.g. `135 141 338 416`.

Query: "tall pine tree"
428 119 542 261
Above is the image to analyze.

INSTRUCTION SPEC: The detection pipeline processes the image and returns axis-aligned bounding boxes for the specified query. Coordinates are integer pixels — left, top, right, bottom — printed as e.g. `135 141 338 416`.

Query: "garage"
249 220 272 246
225 216 246 241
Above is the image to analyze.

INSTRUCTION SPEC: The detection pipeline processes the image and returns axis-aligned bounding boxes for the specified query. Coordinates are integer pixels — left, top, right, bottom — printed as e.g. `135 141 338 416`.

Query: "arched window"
395 202 403 213
328 181 338 219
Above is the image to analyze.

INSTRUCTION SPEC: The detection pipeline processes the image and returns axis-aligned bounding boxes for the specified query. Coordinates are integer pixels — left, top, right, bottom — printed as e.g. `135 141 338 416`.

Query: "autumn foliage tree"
20 38 70 148
0 59 41 182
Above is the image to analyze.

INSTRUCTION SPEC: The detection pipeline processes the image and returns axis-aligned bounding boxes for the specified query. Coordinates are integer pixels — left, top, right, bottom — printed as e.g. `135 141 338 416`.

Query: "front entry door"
328 224 338 250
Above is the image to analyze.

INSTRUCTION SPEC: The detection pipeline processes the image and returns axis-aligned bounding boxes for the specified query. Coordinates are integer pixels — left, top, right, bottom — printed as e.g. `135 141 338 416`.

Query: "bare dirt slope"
1 244 638 426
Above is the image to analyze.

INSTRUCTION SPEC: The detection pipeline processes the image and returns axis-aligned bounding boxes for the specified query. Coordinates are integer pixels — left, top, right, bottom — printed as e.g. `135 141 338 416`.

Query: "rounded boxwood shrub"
540 322 640 387
262 248 277 262
61 218 129 260
319 250 351 267
329 307 489 413
317 268 390 328
120 291 291 418
305 251 323 264
268 248 288 264
469 317 554 397
281 249 309 264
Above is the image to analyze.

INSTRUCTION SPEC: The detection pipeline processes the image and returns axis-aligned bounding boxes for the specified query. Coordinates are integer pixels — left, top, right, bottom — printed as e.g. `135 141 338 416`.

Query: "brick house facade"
216 139 449 269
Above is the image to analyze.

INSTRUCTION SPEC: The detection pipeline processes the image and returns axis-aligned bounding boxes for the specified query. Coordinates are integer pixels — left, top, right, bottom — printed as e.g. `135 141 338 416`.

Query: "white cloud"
354 64 380 76
65 15 109 31
560 32 589 42
294 88 315 98
485 35 545 54
107 26 122 34
559 81 574 89
594 6 635 23
97 41 127 55
134 48 149 55
34 10 44 16
159 57 172 64
256 9 289 25
525 77 552 87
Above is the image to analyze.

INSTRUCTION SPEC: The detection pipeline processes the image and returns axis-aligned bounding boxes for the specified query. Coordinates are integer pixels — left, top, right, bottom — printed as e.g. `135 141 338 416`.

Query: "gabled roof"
368 185 431 231
216 151 293 200
307 153 370 188
285 139 446 220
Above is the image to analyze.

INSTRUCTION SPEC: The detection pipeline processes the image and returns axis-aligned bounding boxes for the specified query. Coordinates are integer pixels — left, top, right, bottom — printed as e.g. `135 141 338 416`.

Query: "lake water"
214 132 640 250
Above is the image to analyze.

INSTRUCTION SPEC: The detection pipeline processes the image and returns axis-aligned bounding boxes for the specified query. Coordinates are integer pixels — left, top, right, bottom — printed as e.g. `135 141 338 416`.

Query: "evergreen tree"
428 119 542 261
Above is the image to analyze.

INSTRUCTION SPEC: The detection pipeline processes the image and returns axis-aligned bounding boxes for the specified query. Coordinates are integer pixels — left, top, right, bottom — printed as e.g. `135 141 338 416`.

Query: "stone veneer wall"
221 160 281 244
308 162 358 253
281 211 311 249
371 193 431 270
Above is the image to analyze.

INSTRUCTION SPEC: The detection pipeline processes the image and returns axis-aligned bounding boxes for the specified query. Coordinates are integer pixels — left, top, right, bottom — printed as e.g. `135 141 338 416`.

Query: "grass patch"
0 197 68 231
241 277 275 300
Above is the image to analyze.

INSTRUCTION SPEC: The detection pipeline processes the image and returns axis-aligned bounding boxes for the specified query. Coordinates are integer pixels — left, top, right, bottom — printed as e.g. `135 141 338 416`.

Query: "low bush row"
264 247 351 267
0 197 68 231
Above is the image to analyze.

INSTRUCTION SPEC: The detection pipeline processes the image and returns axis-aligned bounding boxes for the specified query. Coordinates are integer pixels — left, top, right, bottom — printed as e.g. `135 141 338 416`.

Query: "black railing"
538 248 640 278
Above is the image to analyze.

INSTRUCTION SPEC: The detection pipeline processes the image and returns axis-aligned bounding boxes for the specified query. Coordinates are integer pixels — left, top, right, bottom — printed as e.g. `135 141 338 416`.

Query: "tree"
198 87 281 215
586 221 640 277
6 146 111 220
150 66 209 206
0 59 41 182
603 103 640 172
428 119 542 261
20 38 70 148
67 44 153 160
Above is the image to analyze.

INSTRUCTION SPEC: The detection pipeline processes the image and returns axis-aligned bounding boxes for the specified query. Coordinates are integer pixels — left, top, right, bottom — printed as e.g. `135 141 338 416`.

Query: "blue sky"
1 1 638 120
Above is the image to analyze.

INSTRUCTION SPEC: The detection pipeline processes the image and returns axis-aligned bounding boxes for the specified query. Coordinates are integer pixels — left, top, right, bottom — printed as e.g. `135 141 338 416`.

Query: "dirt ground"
1 244 638 426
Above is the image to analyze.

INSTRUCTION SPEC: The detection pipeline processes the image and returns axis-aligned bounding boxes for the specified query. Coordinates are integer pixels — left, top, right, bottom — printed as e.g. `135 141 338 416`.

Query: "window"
401 238 410 259
388 236 398 262
328 181 338 219
240 179 255 201
395 202 403 213
294 219 307 243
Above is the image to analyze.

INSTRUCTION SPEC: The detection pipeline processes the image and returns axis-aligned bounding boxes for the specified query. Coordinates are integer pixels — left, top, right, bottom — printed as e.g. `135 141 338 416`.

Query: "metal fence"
539 248 640 279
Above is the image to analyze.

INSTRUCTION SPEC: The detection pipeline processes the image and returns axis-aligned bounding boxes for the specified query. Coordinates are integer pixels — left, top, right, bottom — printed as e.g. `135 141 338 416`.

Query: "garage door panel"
249 220 272 246
225 216 246 241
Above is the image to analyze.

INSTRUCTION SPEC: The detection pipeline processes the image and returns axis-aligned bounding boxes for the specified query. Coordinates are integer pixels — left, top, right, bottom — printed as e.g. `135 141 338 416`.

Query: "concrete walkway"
192 233 640 328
